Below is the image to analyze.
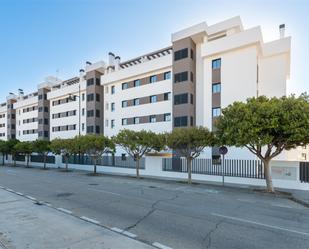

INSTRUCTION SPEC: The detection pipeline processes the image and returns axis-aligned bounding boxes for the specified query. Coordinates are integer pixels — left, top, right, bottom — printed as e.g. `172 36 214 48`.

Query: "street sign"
219 146 228 155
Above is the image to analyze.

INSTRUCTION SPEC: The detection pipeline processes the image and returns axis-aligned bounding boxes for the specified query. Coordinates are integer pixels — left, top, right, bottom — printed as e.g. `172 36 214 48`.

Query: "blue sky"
0 0 308 99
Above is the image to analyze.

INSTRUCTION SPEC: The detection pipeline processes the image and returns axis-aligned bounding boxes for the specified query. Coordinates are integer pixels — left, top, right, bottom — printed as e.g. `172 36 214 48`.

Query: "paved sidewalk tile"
0 189 154 249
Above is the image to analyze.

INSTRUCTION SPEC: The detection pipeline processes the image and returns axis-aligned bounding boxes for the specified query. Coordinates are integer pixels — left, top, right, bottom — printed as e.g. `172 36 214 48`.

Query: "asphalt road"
0 165 309 249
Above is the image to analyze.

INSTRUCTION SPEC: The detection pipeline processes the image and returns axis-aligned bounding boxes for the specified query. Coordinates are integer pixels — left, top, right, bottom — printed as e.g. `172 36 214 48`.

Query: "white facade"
0 16 306 161
0 103 7 140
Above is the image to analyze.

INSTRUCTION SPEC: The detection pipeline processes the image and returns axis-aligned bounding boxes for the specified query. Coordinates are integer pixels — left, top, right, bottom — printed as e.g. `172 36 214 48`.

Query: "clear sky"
0 0 308 99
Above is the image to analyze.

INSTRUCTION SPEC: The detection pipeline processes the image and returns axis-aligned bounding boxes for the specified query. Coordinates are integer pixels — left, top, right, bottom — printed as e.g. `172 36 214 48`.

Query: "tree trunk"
65 156 68 171
13 155 16 167
94 157 97 174
187 157 192 184
264 159 274 192
136 159 140 179
43 155 47 169
2 153 4 165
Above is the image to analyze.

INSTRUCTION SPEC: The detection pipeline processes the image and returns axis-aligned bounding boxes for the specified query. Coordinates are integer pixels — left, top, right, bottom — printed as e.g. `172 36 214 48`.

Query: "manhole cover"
56 193 74 198
88 183 99 186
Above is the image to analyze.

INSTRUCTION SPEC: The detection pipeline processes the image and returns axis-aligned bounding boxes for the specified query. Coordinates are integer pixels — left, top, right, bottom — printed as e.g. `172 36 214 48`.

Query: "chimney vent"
279 24 285 39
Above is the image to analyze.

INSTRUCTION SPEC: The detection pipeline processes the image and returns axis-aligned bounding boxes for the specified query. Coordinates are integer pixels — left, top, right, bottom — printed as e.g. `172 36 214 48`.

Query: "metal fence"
300 162 309 183
30 155 56 164
15 154 26 162
64 155 145 169
162 158 265 179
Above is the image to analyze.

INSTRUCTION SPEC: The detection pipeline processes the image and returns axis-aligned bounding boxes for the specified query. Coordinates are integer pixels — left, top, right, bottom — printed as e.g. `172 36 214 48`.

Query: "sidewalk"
286 189 309 207
0 189 154 249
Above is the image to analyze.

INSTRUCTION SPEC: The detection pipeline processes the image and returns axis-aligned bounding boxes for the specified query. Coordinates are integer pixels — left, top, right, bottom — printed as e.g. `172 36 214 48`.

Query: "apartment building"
0 16 306 161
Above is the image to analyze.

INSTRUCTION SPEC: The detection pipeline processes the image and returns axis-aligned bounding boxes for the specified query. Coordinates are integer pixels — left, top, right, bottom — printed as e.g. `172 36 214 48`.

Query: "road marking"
5 188 14 192
122 231 137 238
0 185 4 189
57 207 72 214
87 188 122 196
211 213 309 237
44 203 52 207
271 203 293 209
26 195 37 201
111 227 123 233
80 216 100 225
152 242 173 249
15 192 24 196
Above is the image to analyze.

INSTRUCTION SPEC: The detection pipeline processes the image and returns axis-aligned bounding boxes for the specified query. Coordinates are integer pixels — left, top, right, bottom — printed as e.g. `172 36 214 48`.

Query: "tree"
166 127 214 184
77 135 115 174
6 139 20 166
0 140 9 165
50 138 76 171
32 140 51 169
14 141 33 167
215 95 309 192
113 130 165 178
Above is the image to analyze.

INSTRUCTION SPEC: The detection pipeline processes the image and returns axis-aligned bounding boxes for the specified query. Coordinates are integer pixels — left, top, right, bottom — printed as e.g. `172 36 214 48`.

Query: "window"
87 78 94 86
174 71 188 83
96 109 100 118
212 107 221 117
149 75 157 83
96 94 100 102
44 119 48 125
174 48 188 61
164 92 171 101
190 72 194 82
87 126 94 133
134 79 140 87
38 107 43 112
212 83 221 93
164 71 171 80
82 93 85 101
44 131 49 138
190 116 194 126
111 86 115 94
122 101 128 108
174 116 188 127
150 95 157 103
105 119 109 127
96 125 100 134
134 117 140 124
149 115 156 123
191 94 194 104
87 94 94 101
191 49 194 59
122 82 128 90
174 93 188 105
44 107 48 112
38 119 43 124
111 102 115 112
82 123 85 131
122 118 128 126
164 113 171 122
82 108 85 116
87 110 94 117
96 78 100 86
111 120 115 128
44 94 47 100
212 58 221 69
38 94 43 100
133 98 140 106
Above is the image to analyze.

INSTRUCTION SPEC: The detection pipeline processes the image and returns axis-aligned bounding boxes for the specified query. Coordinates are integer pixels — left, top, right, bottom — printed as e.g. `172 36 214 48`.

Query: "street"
0 165 309 249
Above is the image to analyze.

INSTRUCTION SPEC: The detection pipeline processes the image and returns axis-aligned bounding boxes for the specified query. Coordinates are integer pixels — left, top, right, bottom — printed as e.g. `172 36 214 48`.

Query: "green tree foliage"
50 138 76 171
113 129 165 178
166 127 214 184
6 139 20 166
32 140 51 169
0 140 9 165
216 95 309 192
14 141 34 167
76 135 115 174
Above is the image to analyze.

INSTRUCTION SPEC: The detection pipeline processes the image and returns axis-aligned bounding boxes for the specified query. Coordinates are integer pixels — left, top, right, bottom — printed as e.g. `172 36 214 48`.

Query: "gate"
300 162 309 183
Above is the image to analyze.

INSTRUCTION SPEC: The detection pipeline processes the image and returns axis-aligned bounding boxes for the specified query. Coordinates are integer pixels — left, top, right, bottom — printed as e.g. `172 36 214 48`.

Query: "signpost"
219 146 228 186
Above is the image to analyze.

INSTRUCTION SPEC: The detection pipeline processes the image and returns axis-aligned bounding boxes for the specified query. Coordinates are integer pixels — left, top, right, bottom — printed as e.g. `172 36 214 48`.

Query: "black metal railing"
300 162 309 183
64 155 145 169
162 158 265 179
15 154 26 162
30 155 55 164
